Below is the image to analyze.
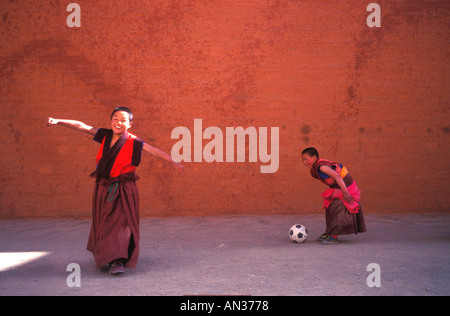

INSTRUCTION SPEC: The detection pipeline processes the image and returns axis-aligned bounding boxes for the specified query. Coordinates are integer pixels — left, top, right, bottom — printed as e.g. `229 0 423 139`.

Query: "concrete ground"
0 214 449 296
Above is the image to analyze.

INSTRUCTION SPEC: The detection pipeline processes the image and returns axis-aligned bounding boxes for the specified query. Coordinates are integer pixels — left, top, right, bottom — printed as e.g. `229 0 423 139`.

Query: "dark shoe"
322 235 339 245
109 260 126 275
317 233 329 242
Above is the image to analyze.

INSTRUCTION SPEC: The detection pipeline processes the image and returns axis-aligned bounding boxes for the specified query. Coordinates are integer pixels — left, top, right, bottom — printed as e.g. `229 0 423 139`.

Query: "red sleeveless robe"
87 129 144 268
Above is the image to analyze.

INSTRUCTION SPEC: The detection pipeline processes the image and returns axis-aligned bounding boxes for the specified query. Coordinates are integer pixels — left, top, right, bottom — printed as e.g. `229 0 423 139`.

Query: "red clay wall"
1 1 449 218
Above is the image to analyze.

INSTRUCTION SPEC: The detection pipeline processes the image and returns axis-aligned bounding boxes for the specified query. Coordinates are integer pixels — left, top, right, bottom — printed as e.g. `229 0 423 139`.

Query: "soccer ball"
289 224 308 243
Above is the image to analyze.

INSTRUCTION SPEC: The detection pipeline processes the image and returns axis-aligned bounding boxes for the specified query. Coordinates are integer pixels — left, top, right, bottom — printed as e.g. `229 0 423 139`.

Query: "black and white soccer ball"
289 224 308 243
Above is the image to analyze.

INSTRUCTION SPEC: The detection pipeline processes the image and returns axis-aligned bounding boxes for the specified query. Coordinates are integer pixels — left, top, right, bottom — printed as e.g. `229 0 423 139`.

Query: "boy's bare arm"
142 142 184 174
47 117 98 136
319 165 354 203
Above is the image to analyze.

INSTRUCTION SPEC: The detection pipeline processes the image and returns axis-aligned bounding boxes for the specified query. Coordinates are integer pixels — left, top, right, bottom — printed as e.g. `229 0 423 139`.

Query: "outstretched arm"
47 117 98 136
143 142 184 174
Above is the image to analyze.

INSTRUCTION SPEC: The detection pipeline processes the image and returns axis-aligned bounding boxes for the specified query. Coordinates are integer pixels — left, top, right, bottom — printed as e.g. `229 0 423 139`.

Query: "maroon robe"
311 159 366 236
87 129 144 268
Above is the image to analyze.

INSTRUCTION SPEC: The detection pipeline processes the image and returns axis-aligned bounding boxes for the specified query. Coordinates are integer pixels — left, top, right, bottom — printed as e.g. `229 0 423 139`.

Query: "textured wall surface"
1 0 449 218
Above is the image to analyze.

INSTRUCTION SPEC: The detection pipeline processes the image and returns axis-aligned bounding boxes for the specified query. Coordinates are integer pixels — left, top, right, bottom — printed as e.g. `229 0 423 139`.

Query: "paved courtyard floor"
0 214 449 296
